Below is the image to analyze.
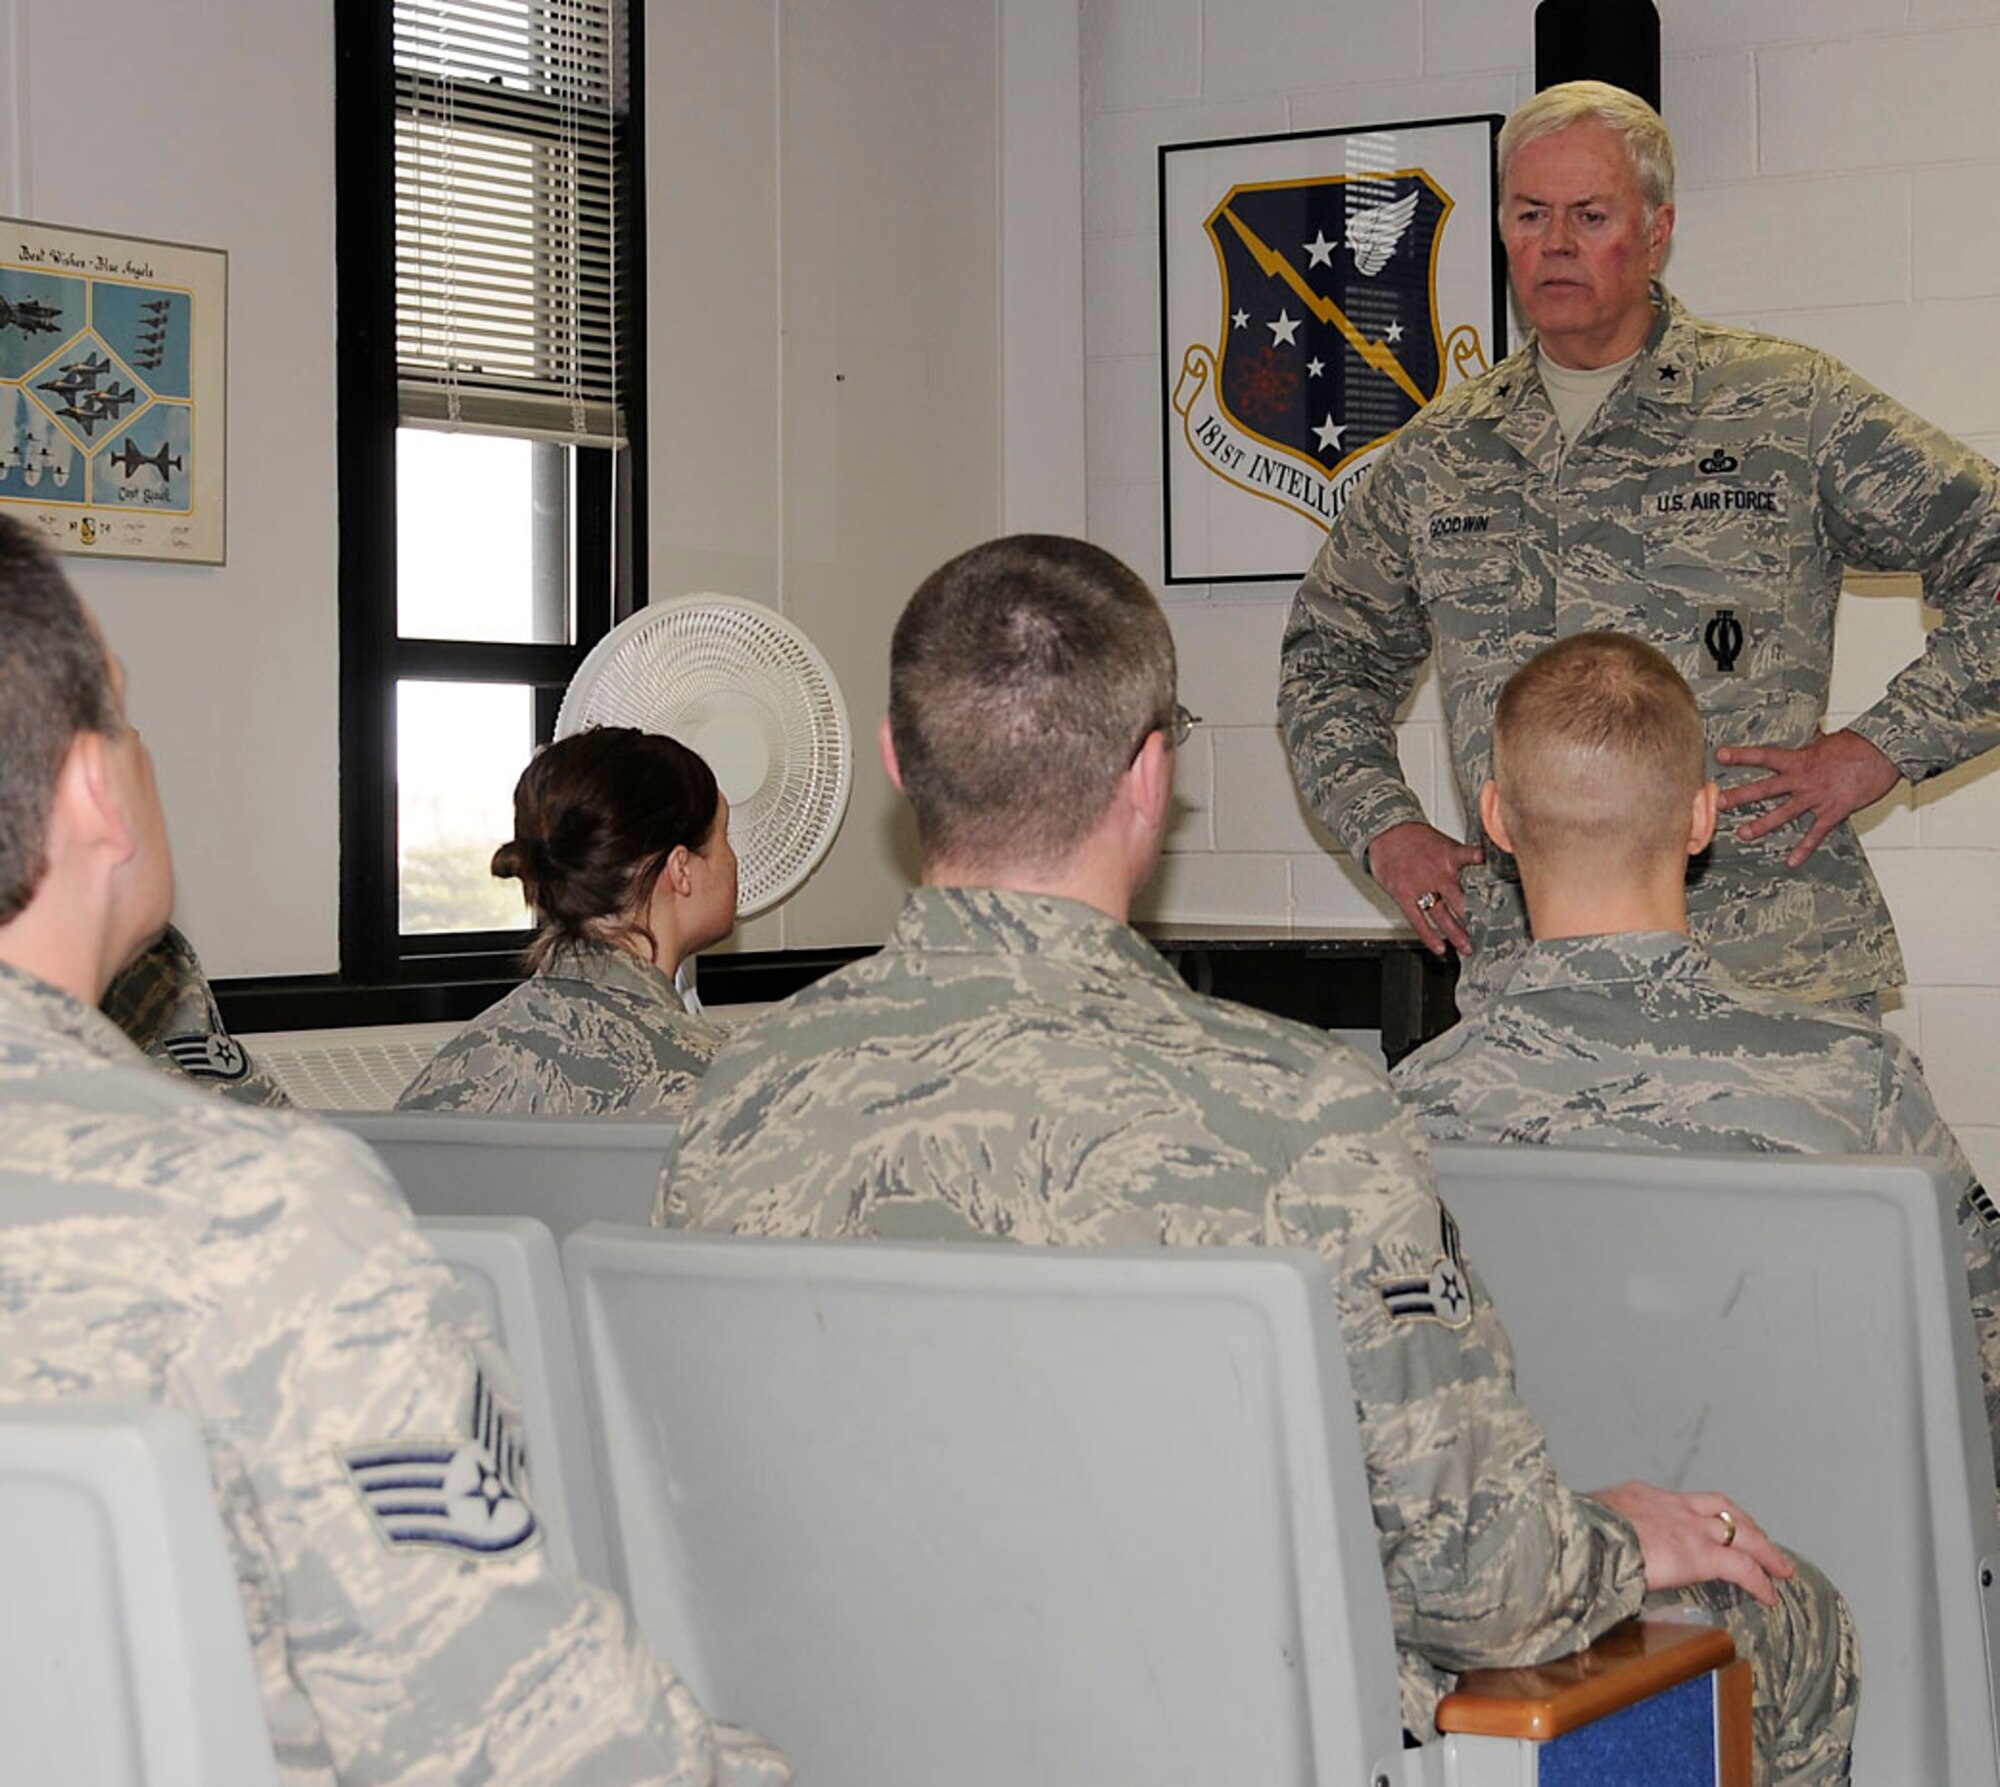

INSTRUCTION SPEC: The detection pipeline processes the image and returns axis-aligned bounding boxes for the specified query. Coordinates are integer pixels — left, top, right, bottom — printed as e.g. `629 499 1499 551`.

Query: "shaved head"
1493 631 1705 874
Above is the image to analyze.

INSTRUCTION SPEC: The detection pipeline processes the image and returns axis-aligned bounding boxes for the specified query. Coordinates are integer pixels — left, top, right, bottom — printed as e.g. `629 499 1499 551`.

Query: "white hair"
1499 80 1675 218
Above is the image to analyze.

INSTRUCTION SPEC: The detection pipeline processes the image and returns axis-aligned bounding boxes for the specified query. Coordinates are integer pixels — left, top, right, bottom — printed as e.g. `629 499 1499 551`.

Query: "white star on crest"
1384 319 1404 344
1306 356 1325 378
1268 308 1301 347
1312 414 1346 452
1304 230 1338 268
1231 308 1250 330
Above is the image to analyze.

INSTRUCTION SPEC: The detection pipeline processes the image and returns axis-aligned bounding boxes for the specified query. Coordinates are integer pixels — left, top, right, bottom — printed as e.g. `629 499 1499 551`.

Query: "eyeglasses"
1133 704 1201 763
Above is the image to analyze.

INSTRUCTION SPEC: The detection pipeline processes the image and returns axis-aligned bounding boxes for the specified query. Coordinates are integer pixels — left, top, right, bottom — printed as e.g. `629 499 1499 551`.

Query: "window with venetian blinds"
392 0 630 446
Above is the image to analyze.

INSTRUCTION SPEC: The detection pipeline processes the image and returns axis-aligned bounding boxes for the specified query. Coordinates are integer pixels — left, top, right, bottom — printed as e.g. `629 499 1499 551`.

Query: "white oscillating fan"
555 594 852 920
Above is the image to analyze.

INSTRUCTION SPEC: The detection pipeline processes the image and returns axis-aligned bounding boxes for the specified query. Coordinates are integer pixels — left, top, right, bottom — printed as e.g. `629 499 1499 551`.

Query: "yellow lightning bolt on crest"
1218 204 1430 409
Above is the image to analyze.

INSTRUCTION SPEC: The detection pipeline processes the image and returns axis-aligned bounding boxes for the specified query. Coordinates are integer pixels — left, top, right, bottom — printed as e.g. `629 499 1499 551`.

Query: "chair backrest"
0 1401 280 1787
1433 1145 2000 1787
332 1110 677 1236
418 1215 613 1588
561 1225 1406 1787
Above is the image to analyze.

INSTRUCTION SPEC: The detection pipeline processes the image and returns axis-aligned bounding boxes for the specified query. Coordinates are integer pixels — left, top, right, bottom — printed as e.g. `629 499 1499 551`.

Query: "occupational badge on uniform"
1971 1183 2000 1229
161 1030 250 1082
1374 1207 1475 1329
1701 605 1746 674
1697 448 1740 475
341 1369 539 1557
1160 116 1505 583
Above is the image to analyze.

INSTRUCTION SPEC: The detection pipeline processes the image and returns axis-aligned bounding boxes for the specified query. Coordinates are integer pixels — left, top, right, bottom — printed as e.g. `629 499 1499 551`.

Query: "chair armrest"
1436 1617 1736 1741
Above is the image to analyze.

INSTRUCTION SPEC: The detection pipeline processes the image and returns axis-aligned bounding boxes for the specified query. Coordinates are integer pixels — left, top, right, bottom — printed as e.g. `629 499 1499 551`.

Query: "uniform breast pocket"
1640 483 1792 589
1640 483 1795 710
1414 502 1521 614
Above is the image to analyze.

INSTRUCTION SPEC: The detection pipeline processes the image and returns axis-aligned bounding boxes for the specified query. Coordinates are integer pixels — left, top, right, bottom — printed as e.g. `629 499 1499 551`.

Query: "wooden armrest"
1436 1616 1737 1742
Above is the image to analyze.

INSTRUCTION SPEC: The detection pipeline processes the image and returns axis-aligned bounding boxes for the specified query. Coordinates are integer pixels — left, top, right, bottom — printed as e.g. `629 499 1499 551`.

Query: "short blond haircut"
1499 80 1675 219
1493 632 1705 872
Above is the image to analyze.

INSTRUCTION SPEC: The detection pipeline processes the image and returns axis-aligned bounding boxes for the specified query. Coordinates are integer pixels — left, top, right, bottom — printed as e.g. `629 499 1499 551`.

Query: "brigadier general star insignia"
341 1368 540 1556
1374 1206 1475 1329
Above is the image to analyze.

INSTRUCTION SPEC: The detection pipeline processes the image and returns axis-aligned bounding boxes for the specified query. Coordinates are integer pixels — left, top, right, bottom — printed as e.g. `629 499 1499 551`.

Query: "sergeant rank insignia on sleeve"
1374 1207 1475 1329
341 1369 539 1556
162 1030 251 1082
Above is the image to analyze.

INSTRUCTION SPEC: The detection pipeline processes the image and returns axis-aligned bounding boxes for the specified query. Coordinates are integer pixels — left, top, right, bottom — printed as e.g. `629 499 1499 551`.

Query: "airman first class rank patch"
1375 1206 1474 1329
342 1369 539 1557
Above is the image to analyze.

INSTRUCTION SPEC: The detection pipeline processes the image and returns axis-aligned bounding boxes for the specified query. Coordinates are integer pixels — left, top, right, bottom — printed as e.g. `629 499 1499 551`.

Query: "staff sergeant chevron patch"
342 1368 539 1557
161 1030 250 1082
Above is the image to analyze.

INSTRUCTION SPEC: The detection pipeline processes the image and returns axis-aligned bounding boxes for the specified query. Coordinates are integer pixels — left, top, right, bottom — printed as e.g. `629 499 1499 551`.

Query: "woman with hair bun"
397 726 737 1115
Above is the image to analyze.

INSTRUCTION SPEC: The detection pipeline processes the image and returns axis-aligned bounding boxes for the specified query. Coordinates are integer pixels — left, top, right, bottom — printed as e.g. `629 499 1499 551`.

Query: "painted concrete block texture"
1668 174 1908 318
1760 26 2000 173
1082 0 1201 113
1089 479 1168 588
1200 0 1421 98
1133 848 1291 925
1915 164 2000 302
1084 98 1287 240
1086 232 1164 360
1914 990 2000 1129
1657 52 1757 188
1874 851 2000 986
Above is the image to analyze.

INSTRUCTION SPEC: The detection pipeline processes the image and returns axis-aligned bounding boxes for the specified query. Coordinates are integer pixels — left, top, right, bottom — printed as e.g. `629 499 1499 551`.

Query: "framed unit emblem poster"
0 217 226 564
1160 115 1503 584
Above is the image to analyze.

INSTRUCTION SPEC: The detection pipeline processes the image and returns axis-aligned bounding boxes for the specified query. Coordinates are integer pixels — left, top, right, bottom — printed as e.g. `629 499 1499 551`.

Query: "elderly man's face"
1501 120 1673 369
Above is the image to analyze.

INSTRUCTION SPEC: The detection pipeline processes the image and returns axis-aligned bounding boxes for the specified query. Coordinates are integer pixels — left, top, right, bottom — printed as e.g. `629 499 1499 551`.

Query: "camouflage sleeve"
1267 1067 1646 1699
1278 446 1438 863
101 925 293 1109
397 1003 720 1118
1810 359 2000 782
1874 1034 2000 1495
204 1122 780 1784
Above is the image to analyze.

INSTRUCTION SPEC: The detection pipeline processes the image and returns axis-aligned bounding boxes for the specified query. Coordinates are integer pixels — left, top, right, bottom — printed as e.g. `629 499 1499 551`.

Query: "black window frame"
332 0 646 991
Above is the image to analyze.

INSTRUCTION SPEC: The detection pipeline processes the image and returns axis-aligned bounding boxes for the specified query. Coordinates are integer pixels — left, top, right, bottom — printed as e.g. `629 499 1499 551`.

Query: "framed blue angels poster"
1160 114 1504 584
0 217 226 564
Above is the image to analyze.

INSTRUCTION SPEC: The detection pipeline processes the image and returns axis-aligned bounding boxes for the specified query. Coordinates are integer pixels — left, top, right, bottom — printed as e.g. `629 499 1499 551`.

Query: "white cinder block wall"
1081 0 2000 1181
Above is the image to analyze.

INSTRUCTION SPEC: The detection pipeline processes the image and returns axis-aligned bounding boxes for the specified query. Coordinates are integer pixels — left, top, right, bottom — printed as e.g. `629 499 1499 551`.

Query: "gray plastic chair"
419 1215 613 1588
1434 1145 2000 1787
0 1402 280 1787
562 1225 1744 1787
332 1110 678 1236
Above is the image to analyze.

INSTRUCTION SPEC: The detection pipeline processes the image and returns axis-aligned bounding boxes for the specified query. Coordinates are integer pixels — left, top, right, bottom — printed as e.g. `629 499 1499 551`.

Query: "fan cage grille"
556 597 851 915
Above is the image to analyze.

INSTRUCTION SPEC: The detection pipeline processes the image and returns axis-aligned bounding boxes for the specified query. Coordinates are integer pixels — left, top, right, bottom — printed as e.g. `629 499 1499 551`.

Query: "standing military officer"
0 515 786 1786
671 534 1857 1783
1392 631 2000 1492
1280 79 2000 1013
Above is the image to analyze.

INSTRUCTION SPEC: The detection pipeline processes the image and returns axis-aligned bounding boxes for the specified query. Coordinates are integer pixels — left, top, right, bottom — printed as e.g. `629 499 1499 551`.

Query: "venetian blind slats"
392 0 627 444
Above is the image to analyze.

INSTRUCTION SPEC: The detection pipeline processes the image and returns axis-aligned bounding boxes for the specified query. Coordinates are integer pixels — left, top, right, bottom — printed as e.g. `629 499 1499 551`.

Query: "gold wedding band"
1716 1508 1737 1548
1415 890 1440 914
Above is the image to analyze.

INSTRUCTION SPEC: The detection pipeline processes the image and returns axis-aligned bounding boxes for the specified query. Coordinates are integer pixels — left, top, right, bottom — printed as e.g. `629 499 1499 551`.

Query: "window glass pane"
397 679 537 934
396 429 569 642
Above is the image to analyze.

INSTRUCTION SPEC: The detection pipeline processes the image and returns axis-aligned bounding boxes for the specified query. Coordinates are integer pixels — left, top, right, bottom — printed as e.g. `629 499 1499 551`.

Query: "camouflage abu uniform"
1394 928 2000 1498
0 959 786 1785
1280 285 2000 1011
101 922 292 1108
669 887 1856 1775
399 938 723 1117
